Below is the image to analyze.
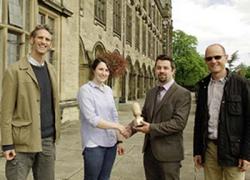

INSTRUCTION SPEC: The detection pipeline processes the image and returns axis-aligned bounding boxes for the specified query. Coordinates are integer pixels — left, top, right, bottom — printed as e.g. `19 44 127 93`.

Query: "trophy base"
133 117 144 128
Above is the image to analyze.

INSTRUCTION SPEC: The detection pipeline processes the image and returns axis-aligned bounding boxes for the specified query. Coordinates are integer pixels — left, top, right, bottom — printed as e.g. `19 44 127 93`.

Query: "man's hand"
193 155 203 169
134 121 150 134
239 159 250 172
3 149 16 160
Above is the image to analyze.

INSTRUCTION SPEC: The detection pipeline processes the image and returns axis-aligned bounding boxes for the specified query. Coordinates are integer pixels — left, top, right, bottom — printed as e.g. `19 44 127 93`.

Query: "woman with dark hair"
77 58 127 180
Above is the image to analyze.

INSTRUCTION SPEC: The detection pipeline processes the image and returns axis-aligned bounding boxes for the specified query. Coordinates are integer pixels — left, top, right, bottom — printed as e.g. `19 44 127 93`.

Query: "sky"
172 0 250 66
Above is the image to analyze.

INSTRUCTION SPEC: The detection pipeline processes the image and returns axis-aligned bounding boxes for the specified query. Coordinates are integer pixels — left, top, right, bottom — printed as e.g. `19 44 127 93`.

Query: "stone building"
0 0 172 123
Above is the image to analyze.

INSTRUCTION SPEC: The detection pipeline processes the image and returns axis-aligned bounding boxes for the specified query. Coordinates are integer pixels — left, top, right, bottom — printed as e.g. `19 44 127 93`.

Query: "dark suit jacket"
142 82 191 162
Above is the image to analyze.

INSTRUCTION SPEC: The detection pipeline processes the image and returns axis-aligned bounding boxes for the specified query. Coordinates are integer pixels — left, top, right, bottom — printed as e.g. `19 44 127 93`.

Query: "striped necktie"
156 86 165 104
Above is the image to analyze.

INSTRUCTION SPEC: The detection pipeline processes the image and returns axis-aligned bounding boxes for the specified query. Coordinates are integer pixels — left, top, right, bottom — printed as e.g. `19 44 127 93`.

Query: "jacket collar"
18 57 55 87
18 57 39 86
155 82 177 115
28 55 45 67
199 68 231 87
149 82 178 120
17 57 57 101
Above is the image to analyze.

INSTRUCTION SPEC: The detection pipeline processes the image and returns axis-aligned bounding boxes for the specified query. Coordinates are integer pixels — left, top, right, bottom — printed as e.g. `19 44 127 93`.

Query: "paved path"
1 98 250 180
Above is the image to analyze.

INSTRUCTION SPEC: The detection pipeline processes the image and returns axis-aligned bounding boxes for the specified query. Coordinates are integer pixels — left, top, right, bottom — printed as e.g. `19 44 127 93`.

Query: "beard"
158 74 168 83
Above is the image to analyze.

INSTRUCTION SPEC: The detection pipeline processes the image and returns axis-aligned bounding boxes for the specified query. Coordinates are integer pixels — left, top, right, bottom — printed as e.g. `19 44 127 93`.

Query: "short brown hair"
30 24 53 38
155 54 175 70
91 58 110 71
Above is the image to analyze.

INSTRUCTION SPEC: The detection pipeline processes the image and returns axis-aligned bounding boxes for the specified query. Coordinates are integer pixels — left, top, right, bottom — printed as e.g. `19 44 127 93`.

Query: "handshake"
116 102 149 139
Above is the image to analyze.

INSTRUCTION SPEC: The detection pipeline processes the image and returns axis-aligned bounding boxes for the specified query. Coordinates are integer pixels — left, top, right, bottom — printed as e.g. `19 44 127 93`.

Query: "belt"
207 138 218 145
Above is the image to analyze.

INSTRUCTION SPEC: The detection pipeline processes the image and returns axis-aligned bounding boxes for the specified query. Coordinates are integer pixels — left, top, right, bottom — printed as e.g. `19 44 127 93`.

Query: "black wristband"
2 144 14 152
116 140 123 145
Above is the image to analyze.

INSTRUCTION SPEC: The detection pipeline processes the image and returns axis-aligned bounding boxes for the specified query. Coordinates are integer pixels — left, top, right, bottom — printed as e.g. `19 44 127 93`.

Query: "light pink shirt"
207 77 226 139
159 79 175 100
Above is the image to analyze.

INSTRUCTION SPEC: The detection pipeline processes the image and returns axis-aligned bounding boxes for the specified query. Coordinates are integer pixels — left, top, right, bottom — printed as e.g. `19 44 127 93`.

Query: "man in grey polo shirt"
193 43 250 180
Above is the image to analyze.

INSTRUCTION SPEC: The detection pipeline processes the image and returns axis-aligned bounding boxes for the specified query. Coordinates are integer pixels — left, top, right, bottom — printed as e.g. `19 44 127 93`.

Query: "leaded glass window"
113 0 121 35
142 24 146 55
8 0 23 27
8 32 21 64
135 16 140 50
126 5 132 45
95 0 106 25
0 0 2 23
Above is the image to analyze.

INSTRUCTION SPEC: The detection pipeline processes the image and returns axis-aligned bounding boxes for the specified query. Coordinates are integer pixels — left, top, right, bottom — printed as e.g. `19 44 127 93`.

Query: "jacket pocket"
229 136 240 157
12 121 32 145
227 95 242 115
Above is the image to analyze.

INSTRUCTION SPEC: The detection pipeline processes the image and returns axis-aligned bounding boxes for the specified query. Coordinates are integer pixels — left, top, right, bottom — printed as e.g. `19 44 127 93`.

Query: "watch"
116 140 123 145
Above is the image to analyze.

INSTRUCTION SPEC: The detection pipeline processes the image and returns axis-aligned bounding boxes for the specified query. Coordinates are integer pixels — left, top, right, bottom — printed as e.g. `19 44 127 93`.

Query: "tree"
245 66 250 79
172 30 207 88
228 50 239 71
235 63 247 77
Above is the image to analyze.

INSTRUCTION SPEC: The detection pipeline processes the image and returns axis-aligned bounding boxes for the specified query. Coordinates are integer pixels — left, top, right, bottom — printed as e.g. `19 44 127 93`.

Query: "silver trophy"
132 102 144 127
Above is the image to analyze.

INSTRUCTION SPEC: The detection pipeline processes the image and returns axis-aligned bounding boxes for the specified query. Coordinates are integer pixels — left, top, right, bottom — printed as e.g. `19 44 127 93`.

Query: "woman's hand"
193 155 203 169
117 143 125 155
116 124 129 138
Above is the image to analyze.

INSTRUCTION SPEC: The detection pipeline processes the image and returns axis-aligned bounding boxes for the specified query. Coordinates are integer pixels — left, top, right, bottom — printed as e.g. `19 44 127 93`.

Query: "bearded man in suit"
128 54 191 180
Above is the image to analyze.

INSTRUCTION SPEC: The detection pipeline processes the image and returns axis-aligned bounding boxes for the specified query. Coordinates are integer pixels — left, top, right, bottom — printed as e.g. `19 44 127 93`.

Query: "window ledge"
38 0 73 17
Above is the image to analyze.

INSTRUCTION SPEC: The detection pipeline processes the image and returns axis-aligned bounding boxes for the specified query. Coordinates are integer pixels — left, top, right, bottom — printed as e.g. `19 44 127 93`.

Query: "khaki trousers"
204 142 245 180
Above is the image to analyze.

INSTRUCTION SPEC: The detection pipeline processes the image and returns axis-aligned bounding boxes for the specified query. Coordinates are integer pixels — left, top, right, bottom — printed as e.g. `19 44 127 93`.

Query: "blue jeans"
83 145 117 180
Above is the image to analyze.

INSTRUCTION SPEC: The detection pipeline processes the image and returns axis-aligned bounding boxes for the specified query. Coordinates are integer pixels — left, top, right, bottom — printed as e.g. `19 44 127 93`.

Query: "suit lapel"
154 83 178 116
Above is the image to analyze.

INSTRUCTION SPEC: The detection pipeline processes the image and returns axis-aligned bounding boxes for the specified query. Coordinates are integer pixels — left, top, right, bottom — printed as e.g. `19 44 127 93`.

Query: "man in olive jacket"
0 25 60 180
193 44 250 180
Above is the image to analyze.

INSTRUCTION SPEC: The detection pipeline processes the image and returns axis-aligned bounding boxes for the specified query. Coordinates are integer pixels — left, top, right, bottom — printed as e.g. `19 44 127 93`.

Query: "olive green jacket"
0 57 60 152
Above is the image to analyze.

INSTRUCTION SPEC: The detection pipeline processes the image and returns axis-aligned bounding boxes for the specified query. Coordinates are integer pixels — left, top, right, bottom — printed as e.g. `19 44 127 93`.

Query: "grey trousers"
143 146 181 180
5 137 55 180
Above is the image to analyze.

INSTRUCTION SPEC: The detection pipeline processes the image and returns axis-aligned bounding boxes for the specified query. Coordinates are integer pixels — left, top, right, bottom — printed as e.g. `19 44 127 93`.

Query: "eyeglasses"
205 55 225 62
